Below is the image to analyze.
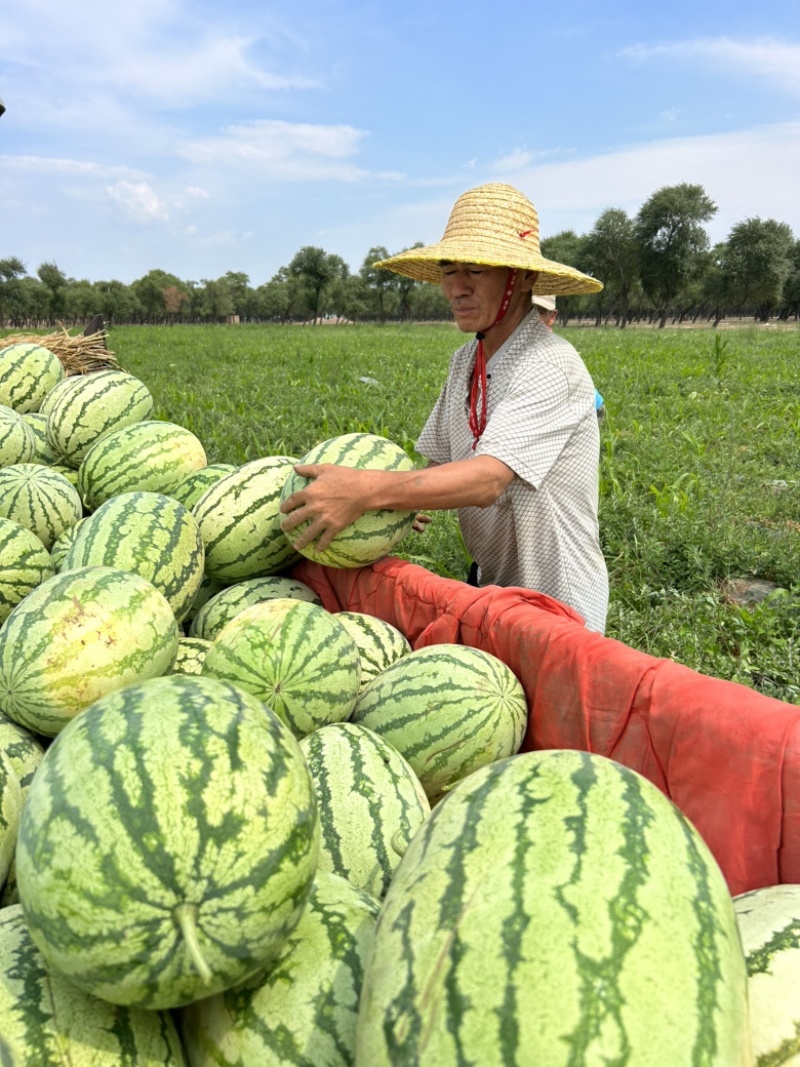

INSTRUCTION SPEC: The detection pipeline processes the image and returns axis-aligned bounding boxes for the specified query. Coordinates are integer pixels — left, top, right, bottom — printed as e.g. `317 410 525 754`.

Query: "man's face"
440 263 514 335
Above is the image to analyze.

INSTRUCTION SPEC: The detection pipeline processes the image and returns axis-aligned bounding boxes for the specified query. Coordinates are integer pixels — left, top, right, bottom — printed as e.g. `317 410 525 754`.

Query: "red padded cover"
290 556 800 896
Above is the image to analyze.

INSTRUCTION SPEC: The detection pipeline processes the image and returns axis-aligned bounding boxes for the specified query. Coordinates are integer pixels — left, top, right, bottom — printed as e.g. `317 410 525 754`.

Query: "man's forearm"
361 455 514 512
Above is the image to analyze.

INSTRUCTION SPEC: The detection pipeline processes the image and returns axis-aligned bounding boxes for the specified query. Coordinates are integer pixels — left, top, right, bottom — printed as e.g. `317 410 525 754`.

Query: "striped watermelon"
192 457 299 583
49 515 88 572
300 722 430 899
352 643 528 804
44 368 154 468
0 565 179 736
356 748 753 1067
16 675 320 1009
0 406 35 468
0 343 64 414
78 420 207 511
189 574 322 641
19 412 62 465
171 463 237 510
0 463 83 550
280 432 416 568
180 871 379 1067
167 636 212 676
0 711 45 797
201 598 361 738
0 516 54 624
0 751 21 890
734 883 800 1065
335 611 411 693
60 491 205 623
37 373 85 419
183 573 225 630
0 904 187 1065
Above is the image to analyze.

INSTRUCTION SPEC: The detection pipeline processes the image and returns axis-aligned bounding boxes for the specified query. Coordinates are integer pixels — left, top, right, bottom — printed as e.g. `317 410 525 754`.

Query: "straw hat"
374 183 602 296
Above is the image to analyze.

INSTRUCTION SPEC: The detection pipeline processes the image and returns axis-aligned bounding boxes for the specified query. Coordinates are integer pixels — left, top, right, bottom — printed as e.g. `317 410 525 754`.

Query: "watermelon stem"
173 903 213 984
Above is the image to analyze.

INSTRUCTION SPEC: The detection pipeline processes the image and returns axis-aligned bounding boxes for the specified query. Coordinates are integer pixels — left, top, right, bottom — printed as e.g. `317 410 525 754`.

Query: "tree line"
1 183 799 330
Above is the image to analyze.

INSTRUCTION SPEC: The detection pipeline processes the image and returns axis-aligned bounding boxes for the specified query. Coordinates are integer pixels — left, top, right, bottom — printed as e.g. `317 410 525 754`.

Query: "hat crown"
440 183 541 260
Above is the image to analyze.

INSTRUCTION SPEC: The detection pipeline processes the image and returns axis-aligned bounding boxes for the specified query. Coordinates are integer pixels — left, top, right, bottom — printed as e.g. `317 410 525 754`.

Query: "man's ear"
520 270 538 292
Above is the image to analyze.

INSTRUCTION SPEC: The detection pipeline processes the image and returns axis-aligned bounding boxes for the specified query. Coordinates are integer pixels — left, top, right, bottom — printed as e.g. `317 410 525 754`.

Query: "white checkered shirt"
416 311 609 633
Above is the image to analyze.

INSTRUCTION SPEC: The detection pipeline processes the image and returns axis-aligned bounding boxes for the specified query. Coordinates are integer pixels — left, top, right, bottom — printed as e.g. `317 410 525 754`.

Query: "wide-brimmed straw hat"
374 183 602 296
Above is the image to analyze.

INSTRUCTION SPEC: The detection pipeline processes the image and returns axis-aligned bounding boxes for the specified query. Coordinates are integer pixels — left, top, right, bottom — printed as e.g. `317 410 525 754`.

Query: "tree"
131 270 189 323
36 261 69 323
582 209 639 328
0 257 27 325
222 272 251 319
539 231 599 323
254 268 305 323
719 218 794 321
94 279 140 325
781 239 800 321
359 246 393 321
289 247 348 322
635 184 717 327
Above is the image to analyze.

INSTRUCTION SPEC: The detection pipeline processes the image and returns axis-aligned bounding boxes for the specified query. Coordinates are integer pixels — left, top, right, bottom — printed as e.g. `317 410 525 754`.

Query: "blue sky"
1 0 798 287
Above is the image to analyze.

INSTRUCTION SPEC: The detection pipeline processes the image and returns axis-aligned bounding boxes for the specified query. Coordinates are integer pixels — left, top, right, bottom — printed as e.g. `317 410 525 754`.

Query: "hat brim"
374 240 602 296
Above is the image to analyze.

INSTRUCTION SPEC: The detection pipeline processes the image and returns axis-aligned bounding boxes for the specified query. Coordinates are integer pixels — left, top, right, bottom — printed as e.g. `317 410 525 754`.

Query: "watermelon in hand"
280 432 417 568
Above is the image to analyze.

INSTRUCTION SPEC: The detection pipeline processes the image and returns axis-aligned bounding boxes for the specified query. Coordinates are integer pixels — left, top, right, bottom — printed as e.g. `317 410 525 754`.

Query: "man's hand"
279 463 374 553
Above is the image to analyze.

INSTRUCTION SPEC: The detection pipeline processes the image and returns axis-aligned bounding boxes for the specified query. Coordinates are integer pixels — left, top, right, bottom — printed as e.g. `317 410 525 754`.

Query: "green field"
83 322 800 703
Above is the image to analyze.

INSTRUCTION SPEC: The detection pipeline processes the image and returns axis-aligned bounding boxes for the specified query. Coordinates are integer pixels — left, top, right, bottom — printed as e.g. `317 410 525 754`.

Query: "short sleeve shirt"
416 311 608 633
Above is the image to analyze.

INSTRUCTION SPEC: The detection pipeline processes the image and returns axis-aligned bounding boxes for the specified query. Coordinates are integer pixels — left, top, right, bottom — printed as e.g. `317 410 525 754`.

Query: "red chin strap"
468 268 518 449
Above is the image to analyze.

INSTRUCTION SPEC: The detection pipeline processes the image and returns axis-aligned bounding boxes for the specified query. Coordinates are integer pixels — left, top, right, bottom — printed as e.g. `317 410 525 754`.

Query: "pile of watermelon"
0 337 790 1064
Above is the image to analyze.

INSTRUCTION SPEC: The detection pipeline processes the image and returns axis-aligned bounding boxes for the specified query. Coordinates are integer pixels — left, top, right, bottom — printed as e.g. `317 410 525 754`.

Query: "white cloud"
0 155 143 179
621 37 800 97
177 119 402 182
105 180 170 221
491 122 800 242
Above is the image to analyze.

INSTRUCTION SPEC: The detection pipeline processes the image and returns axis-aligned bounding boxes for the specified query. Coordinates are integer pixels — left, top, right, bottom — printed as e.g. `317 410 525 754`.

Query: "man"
532 292 558 329
280 182 609 633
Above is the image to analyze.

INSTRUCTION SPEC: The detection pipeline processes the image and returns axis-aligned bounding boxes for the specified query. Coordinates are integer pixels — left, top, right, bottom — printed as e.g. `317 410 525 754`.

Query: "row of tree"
2 184 799 330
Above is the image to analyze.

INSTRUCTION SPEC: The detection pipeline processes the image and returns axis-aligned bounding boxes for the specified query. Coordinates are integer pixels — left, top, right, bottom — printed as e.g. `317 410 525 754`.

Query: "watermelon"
44 367 154 468
352 643 528 804
19 412 62 465
0 343 64 414
734 883 800 1065
49 515 88 572
167 636 212 676
78 420 207 511
189 575 322 641
183 572 226 630
192 457 299 583
201 598 360 738
0 711 45 796
60 490 205 623
0 516 54 624
0 407 35 468
300 722 430 899
0 463 83 550
171 463 237 510
37 373 86 419
0 752 21 891
356 748 753 1067
335 611 411 693
180 872 379 1067
0 565 179 736
16 675 320 1010
0 904 187 1065
280 432 416 568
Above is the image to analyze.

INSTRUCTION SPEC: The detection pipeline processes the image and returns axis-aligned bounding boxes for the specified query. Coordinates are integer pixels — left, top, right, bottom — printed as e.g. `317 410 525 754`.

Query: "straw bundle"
1 324 121 376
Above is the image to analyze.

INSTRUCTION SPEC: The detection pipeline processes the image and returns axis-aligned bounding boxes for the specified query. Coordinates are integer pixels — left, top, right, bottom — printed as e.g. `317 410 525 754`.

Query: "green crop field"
84 322 800 703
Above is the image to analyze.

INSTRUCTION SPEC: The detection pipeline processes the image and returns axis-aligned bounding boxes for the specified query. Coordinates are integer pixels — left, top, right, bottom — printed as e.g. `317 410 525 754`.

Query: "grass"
97 322 800 702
